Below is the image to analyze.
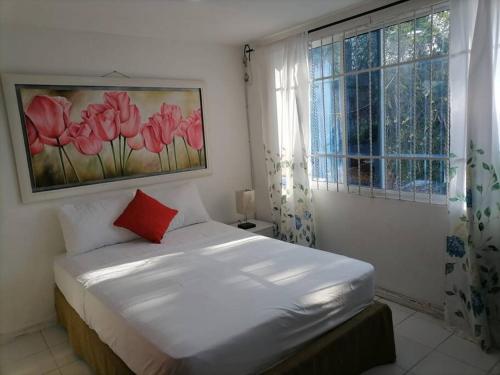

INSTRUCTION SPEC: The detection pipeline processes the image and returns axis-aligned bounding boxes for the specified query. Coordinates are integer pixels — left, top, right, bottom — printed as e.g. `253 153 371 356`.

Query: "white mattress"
54 221 374 375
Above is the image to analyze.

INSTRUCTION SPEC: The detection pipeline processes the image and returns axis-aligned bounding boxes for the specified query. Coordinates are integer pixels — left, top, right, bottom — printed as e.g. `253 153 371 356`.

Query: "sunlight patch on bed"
200 237 264 255
300 284 345 307
78 252 186 286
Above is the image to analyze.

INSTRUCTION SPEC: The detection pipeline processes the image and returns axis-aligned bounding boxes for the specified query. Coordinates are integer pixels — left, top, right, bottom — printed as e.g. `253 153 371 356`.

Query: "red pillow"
114 189 178 243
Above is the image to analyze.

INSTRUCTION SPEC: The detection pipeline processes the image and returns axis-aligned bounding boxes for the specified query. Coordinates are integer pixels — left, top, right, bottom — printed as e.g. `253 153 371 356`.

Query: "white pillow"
58 194 138 255
58 182 209 255
147 182 210 229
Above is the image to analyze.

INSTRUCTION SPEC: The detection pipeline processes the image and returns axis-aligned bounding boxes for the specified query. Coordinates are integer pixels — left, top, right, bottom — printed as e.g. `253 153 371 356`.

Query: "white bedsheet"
54 221 375 375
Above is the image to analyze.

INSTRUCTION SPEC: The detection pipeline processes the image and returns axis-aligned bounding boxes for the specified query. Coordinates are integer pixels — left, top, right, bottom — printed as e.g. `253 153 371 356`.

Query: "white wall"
246 63 448 309
0 24 251 336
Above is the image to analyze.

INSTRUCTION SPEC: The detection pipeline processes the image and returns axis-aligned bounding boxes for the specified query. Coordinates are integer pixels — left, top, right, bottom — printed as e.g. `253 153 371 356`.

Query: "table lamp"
235 189 256 229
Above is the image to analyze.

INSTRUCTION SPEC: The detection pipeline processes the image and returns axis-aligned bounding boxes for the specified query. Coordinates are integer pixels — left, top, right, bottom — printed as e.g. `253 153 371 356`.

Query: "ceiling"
0 0 368 45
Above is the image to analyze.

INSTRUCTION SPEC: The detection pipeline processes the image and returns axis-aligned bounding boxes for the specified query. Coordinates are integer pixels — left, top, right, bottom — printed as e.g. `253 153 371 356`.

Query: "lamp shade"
235 190 255 216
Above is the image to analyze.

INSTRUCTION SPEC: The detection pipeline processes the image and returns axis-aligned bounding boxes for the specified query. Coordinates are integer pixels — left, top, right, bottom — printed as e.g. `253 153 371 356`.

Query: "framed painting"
1 73 211 203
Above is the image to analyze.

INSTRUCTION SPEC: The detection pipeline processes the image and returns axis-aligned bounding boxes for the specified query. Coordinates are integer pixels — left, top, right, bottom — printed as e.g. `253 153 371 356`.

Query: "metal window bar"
397 21 402 201
412 13 417 202
429 7 434 203
342 31 350 194
333 39 340 192
313 53 451 82
382 21 388 200
355 29 361 195
320 38 329 190
368 30 374 197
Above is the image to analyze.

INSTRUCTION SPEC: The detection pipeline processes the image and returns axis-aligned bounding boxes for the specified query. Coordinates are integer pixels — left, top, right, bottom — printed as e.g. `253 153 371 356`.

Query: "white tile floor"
1 297 499 375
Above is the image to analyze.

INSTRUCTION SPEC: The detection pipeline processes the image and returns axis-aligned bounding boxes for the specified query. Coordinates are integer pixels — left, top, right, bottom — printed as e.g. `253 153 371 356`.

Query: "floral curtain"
446 0 500 351
254 33 315 247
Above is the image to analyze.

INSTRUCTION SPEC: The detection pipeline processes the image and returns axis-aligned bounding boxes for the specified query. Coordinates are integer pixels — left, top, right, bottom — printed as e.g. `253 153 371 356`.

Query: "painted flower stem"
121 136 127 173
118 136 124 175
173 139 178 170
61 146 81 182
182 138 192 168
157 153 163 172
97 154 106 178
197 149 202 166
109 141 118 175
165 146 171 171
57 145 68 184
125 149 133 169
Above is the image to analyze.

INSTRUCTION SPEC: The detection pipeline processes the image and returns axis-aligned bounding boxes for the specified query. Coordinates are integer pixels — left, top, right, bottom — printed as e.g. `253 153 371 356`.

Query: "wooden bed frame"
55 287 396 375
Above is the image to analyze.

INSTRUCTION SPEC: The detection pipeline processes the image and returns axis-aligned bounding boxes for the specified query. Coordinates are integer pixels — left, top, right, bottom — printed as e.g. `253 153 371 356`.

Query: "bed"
54 220 395 374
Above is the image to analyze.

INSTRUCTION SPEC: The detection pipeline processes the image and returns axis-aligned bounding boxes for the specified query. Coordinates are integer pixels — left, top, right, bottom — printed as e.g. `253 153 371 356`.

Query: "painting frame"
1 73 212 203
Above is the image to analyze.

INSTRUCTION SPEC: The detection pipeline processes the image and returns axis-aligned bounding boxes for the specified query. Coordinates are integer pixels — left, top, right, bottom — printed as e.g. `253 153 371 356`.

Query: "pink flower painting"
18 86 206 191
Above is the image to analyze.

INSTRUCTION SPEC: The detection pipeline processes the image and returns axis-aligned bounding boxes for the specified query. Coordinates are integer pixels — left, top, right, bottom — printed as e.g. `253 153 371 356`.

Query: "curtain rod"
308 0 411 34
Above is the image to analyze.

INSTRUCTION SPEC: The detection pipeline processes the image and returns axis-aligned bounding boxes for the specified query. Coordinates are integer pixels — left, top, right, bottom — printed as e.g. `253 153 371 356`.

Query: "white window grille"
309 4 450 204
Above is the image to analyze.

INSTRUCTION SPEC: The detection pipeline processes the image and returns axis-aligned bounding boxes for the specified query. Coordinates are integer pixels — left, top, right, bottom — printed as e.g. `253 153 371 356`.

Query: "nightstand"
231 219 275 238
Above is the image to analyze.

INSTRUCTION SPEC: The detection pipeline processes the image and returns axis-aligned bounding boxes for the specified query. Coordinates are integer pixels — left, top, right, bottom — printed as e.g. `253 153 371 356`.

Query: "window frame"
308 2 450 205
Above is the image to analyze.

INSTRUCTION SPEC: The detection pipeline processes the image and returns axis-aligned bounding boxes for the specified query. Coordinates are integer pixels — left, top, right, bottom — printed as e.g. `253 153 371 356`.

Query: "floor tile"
0 331 48 363
412 351 486 375
437 334 500 371
42 325 68 348
0 349 58 375
59 359 94 375
394 334 433 370
361 363 405 375
378 298 416 316
50 340 78 367
490 360 500 374
396 313 453 348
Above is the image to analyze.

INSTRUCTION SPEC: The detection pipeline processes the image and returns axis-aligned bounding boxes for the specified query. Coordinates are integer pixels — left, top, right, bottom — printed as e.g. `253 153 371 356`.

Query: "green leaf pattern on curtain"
446 141 500 350
446 0 500 351
265 147 315 247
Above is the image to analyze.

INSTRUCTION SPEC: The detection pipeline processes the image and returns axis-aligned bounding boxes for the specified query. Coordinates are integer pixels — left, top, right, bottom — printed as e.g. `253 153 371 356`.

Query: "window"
310 6 450 204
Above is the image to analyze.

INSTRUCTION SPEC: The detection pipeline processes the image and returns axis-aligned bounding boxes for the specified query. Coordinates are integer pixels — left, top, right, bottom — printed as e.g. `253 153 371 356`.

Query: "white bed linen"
54 221 374 375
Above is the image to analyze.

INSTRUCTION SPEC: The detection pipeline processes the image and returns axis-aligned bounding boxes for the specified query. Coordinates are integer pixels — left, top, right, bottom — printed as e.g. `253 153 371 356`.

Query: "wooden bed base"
55 287 396 375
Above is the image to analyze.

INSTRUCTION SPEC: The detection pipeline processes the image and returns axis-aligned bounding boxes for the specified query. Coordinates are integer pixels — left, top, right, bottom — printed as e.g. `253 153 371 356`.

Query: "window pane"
371 70 382 156
312 156 320 180
415 159 430 194
432 159 447 195
347 158 359 186
415 14 432 58
400 64 414 155
323 78 334 153
401 159 414 192
346 75 358 154
311 46 322 79
370 30 381 68
333 41 342 76
415 61 431 155
358 72 370 155
357 33 369 70
322 43 333 77
327 156 344 184
320 156 327 180
432 11 449 56
384 66 398 155
344 33 369 71
311 80 324 154
371 159 382 188
385 158 400 191
399 20 415 62
431 58 448 156
344 36 356 72
333 78 343 154
384 25 398 65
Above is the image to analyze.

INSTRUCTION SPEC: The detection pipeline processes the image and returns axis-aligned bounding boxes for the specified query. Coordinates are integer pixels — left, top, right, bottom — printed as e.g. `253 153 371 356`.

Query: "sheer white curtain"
254 33 315 246
446 0 500 350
